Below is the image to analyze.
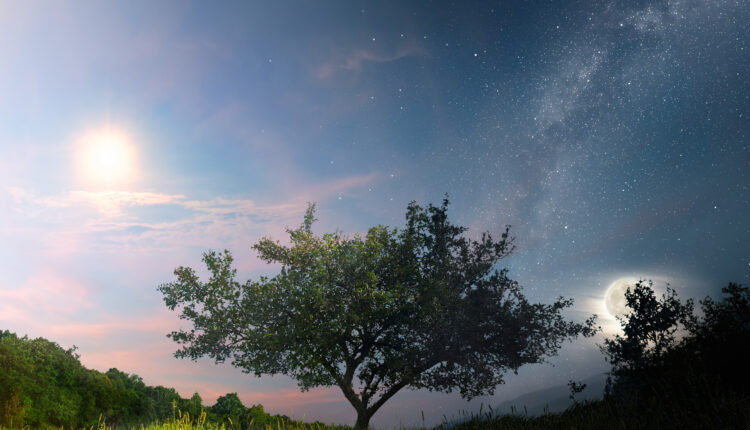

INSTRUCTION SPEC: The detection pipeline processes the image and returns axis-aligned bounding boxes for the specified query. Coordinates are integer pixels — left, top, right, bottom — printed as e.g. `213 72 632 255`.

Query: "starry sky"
1 0 748 428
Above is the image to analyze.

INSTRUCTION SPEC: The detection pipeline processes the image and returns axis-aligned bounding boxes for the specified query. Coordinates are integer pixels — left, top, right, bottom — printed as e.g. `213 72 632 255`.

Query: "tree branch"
366 378 411 417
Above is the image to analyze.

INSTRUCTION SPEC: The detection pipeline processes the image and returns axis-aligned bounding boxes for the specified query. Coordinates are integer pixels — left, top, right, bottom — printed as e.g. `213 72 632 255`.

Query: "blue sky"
1 1 748 427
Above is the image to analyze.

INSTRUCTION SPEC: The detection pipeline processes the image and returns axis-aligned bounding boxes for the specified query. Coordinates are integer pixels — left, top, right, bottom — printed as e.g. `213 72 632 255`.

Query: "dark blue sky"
0 0 748 427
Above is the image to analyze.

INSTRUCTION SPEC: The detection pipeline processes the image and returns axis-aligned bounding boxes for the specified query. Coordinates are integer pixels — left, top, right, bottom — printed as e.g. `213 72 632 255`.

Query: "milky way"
285 1 749 305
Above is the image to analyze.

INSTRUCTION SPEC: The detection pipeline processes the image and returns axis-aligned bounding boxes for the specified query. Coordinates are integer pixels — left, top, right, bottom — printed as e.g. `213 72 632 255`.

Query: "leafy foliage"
160 198 598 428
0 330 284 429
0 330 109 428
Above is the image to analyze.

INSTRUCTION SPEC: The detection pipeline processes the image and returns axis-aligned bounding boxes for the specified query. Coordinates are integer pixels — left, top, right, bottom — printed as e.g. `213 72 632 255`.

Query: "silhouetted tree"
567 380 587 402
602 281 750 426
680 283 750 395
160 198 598 429
602 280 694 374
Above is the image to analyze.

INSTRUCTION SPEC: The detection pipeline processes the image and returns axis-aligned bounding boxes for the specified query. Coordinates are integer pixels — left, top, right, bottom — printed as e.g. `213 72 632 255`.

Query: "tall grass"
0 408 351 430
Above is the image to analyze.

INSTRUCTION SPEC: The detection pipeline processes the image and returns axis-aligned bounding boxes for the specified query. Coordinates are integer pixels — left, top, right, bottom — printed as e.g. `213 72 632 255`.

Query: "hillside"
492 373 607 416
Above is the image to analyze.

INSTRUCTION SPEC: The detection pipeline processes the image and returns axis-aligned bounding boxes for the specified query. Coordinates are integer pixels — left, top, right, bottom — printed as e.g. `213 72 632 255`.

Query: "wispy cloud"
314 43 426 79
68 190 186 216
4 170 378 244
0 172 382 337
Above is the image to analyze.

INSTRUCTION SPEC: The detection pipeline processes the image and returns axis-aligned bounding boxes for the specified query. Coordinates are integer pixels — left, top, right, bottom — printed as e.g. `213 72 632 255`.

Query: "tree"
601 280 694 375
159 198 598 429
178 392 203 423
0 331 33 427
211 392 245 418
602 281 750 402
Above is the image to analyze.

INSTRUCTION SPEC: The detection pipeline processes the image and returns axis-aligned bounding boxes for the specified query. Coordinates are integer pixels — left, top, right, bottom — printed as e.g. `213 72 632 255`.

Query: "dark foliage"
567 380 586 402
599 281 750 427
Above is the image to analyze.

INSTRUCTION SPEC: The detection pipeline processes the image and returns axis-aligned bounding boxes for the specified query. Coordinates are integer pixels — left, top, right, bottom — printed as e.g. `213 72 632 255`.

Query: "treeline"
0 331 296 429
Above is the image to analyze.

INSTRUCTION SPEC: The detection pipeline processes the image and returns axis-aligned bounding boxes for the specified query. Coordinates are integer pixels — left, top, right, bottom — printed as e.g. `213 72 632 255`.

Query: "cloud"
3 177 381 345
0 174 388 410
3 173 377 243
242 386 343 408
0 273 91 318
68 190 186 217
314 43 426 79
43 313 179 339
3 187 185 220
1 170 381 290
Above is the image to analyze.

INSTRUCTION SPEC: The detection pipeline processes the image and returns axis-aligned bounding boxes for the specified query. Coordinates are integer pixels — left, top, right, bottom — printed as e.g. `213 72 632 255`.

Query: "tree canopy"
160 198 598 428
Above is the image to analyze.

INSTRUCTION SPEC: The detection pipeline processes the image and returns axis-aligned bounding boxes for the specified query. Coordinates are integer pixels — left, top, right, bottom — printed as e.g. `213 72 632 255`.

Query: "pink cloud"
0 273 91 317
43 313 179 339
242 386 343 408
80 340 185 375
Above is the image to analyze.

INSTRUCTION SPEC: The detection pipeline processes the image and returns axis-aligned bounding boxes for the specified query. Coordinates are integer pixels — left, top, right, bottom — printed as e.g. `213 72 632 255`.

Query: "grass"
3 392 750 430
437 395 750 430
0 410 351 430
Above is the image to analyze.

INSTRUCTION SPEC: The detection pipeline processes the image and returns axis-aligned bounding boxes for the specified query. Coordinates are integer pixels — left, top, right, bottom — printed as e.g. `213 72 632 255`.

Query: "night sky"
1 1 748 428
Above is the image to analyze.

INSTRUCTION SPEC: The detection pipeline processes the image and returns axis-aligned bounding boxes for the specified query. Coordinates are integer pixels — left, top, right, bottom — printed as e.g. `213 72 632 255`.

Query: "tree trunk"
354 409 371 429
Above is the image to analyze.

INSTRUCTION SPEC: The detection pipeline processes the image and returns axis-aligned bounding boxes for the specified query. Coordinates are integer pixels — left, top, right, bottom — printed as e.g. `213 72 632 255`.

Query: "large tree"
159 199 597 429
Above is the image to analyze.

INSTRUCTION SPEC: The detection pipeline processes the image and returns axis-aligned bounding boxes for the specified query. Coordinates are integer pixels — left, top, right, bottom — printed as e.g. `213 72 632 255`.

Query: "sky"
0 0 748 427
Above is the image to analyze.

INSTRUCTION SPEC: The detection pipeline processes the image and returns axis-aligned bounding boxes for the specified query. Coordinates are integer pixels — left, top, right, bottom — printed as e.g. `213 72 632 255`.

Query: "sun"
76 128 136 187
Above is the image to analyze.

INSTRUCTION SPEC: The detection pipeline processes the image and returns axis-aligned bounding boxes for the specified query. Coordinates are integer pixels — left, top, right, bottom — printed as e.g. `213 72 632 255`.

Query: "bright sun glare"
77 129 136 187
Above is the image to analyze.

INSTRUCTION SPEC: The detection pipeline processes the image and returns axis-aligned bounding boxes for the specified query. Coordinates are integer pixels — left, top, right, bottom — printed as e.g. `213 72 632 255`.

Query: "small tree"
211 393 245 423
183 392 203 422
159 199 597 429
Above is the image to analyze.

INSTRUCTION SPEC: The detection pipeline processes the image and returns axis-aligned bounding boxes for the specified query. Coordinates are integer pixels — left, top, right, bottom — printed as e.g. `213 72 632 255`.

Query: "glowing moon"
604 278 637 319
76 129 135 187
